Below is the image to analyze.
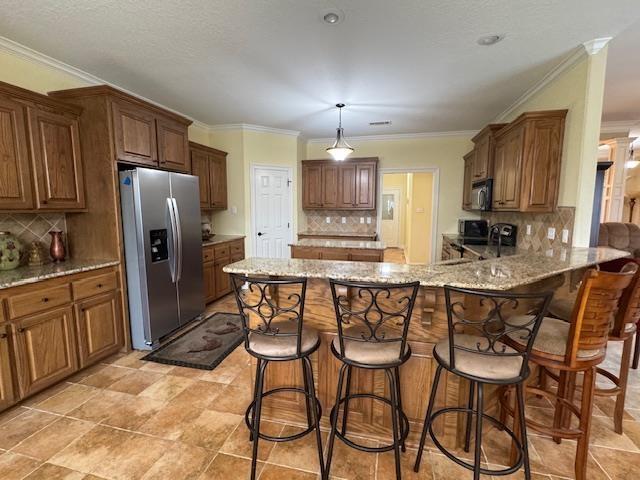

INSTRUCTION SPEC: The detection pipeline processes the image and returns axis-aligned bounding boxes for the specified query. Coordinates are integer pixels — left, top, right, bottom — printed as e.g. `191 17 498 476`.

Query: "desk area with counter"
224 246 628 452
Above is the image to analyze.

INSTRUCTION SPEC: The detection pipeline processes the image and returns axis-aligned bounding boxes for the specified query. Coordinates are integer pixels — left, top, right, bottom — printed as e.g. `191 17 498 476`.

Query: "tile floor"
1 298 640 479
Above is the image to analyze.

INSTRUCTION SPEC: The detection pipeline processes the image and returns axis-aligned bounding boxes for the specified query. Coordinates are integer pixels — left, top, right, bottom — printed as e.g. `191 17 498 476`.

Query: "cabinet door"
302 164 323 208
0 97 34 209
28 107 85 210
338 164 357 208
291 247 322 259
473 134 491 180
0 324 15 411
321 250 350 261
191 149 211 208
462 152 474 210
500 129 524 210
157 117 190 172
12 306 78 398
322 165 338 208
112 100 158 166
210 154 228 209
203 262 216 303
355 163 376 209
214 258 231 298
75 292 122 368
350 251 383 262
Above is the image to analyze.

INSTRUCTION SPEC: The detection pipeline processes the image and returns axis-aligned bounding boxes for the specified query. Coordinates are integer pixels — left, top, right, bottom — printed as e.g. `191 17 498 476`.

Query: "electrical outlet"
360 217 365 224
546 248 554 257
526 224 532 235
547 227 556 240
325 217 331 224
341 217 346 224
562 229 569 243
366 217 371 224
231 206 237 215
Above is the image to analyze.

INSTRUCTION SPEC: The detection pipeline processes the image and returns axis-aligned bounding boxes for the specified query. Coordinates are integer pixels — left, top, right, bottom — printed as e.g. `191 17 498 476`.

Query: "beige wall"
405 173 434 264
493 47 609 246
306 135 476 256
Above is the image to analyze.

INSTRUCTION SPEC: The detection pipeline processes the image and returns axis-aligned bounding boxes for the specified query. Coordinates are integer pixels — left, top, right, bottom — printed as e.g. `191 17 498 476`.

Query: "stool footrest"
245 386 322 442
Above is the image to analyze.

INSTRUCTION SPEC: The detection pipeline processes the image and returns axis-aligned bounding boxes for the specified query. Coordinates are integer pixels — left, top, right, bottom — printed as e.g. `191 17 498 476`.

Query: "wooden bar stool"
546 258 640 434
500 266 637 480
230 274 325 480
324 279 420 480
414 286 553 480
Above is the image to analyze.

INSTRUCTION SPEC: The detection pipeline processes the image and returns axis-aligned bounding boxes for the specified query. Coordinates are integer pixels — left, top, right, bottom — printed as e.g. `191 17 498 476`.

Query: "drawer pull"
97 283 103 288
42 297 49 303
17 327 25 333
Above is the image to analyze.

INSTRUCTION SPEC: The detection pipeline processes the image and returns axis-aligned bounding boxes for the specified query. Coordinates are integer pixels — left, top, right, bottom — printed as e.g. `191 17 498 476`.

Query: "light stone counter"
290 238 385 250
225 247 629 291
202 234 245 246
0 259 120 290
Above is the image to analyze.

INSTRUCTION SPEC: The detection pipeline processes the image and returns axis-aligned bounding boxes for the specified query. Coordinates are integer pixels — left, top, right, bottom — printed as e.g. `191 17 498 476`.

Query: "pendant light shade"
326 104 354 161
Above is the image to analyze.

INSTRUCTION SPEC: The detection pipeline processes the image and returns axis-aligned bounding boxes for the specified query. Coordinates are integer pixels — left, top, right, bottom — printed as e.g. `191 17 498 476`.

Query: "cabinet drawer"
214 244 230 259
203 246 215 263
7 284 72 319
72 271 118 301
230 240 244 256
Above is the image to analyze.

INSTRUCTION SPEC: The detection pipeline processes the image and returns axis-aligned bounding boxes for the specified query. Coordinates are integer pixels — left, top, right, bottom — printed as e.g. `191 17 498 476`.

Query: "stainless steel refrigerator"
119 167 204 350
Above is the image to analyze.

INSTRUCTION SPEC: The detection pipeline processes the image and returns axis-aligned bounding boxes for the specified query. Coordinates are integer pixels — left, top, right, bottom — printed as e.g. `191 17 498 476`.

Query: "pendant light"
326 103 354 161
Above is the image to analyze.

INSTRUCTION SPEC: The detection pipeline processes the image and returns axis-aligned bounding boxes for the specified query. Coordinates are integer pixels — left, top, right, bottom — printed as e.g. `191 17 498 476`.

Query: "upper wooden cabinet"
189 142 228 210
492 110 567 212
461 150 474 211
0 81 86 211
50 85 192 173
470 124 506 181
302 158 378 210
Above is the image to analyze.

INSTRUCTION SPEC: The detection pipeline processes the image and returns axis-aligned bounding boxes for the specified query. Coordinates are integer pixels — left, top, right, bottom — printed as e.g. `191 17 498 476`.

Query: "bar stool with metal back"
414 286 553 480
500 265 637 480
230 274 325 480
324 279 421 480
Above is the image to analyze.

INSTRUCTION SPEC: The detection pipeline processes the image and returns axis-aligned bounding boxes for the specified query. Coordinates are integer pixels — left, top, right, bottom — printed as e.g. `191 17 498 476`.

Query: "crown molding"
583 37 612 55
600 120 640 134
307 130 477 144
208 123 300 137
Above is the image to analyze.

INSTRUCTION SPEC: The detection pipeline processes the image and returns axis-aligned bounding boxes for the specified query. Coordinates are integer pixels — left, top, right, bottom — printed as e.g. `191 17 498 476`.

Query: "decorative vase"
0 231 23 270
27 241 44 267
202 222 212 240
49 231 66 262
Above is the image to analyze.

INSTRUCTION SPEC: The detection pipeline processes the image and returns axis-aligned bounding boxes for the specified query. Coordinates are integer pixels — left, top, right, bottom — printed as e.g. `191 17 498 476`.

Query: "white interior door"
381 189 400 248
252 166 292 258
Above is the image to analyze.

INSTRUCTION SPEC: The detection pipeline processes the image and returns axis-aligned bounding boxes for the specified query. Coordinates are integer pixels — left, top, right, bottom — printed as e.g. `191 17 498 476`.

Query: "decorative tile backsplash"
481 206 575 252
0 213 67 260
303 210 377 234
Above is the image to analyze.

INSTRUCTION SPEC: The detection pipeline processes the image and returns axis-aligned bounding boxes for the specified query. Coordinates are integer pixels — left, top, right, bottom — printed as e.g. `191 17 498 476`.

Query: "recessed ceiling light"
324 12 340 24
477 34 505 46
321 9 344 25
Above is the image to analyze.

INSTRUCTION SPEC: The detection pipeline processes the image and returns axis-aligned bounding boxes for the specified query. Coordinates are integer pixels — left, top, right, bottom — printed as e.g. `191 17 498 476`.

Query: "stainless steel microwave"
471 179 492 211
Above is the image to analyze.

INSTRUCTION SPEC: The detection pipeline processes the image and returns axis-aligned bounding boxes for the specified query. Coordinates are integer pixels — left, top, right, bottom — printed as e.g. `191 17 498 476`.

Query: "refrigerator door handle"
171 197 183 283
166 197 178 283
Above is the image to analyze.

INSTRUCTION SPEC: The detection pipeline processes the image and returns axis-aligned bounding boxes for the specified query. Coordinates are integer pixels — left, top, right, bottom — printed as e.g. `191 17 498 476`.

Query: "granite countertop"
224 247 629 291
0 259 120 290
297 231 377 238
443 234 519 258
290 238 385 250
202 234 245 246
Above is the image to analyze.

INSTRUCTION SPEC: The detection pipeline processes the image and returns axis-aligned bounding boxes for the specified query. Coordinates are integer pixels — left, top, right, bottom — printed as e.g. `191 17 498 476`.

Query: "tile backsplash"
0 213 67 261
481 206 575 252
303 210 377 234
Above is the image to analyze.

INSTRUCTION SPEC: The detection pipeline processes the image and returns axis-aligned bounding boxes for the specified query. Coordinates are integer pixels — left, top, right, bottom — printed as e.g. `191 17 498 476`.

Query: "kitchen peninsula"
225 246 629 447
290 238 385 262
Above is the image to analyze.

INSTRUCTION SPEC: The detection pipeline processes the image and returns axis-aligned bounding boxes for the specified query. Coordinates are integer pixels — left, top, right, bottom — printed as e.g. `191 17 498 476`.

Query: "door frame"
381 186 403 248
250 164 294 258
377 167 440 264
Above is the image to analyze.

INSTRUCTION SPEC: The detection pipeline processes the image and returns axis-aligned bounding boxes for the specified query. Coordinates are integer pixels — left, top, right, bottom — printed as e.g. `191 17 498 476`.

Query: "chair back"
600 258 640 338
230 274 307 357
329 279 420 364
444 286 553 379
566 266 638 366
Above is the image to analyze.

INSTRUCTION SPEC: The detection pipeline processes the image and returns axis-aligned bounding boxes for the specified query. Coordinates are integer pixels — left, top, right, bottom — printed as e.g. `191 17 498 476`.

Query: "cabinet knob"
97 283 103 288
17 327 25 333
42 297 49 303
0 333 7 339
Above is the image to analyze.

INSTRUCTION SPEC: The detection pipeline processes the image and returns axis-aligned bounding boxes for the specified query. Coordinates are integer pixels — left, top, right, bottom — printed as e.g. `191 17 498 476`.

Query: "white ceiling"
603 18 640 126
1 0 639 137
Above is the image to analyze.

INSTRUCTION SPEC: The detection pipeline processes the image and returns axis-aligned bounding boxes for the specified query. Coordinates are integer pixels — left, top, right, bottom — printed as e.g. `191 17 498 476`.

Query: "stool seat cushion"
434 334 523 380
332 327 407 365
548 297 575 322
506 315 602 359
248 322 319 357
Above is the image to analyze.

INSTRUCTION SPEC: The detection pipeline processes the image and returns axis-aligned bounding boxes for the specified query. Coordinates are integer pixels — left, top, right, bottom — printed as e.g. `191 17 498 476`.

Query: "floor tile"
32 384 100 414
12 417 94 461
0 451 41 480
139 361 175 374
138 403 203 441
79 365 133 388
266 424 326 472
166 365 207 380
138 374 194 402
0 409 59 450
199 453 263 480
110 351 147 369
0 406 29 427
590 445 640 479
209 384 253 414
527 436 608 479
220 419 284 461
139 441 213 480
178 409 243 450
23 463 86 479
378 447 434 479
199 362 244 384
259 463 318 479
106 369 163 395
20 382 69 407
168 380 226 409
326 434 376 479
588 415 639 451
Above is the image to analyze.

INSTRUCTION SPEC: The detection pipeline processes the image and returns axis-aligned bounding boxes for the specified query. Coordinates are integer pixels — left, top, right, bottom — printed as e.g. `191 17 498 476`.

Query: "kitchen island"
224 247 628 447
290 238 385 262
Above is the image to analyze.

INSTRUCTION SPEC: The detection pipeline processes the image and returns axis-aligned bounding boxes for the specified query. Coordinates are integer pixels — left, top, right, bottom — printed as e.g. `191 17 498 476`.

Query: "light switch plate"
526 224 532 235
325 217 331 224
231 206 237 215
360 217 365 224
547 227 556 240
341 217 346 224
562 229 569 243
366 217 371 224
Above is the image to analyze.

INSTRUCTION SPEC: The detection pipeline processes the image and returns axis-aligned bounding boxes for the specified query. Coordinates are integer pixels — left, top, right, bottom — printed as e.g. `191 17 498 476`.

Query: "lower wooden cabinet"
214 258 232 298
0 324 15 410
75 292 122 368
203 261 216 303
291 246 384 262
12 306 78 398
203 238 245 304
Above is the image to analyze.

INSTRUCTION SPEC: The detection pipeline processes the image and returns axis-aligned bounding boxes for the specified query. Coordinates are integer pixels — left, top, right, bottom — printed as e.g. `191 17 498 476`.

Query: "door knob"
257 232 265 236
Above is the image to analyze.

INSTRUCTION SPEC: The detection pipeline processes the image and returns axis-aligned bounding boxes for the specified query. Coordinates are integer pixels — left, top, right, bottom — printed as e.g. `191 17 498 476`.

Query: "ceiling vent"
369 121 392 126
